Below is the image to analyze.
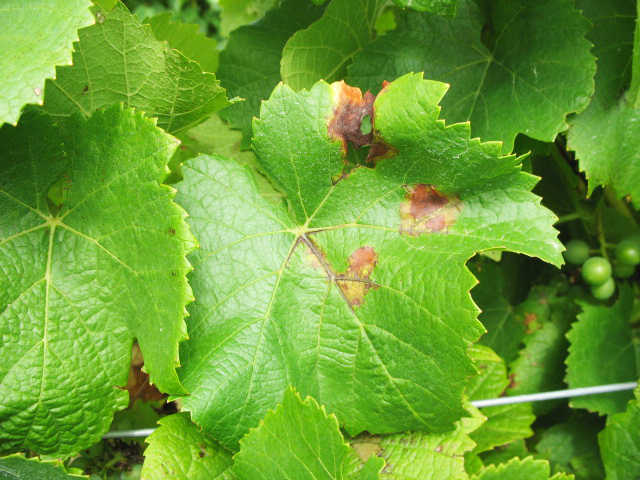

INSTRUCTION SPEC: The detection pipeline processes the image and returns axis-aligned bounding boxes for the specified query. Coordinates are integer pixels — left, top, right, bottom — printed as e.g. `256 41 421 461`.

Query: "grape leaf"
218 0 279 37
469 259 527 363
467 346 535 455
347 0 596 153
42 2 229 135
175 74 562 448
217 0 324 147
480 440 529 469
566 287 638 415
0 0 94 126
472 456 572 480
390 0 456 16
599 389 640 480
234 387 382 480
508 283 577 415
142 413 234 480
535 416 605 480
180 114 283 204
567 0 640 207
0 454 84 479
281 0 385 91
0 106 195 456
145 12 219 73
351 408 483 480
469 255 549 363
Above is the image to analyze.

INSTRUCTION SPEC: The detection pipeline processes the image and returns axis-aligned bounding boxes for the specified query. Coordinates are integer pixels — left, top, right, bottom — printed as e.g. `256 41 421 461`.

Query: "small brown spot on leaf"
337 246 378 307
81 85 89 95
400 184 462 236
435 445 443 453
168 227 176 235
328 81 375 152
523 312 539 334
33 87 42 96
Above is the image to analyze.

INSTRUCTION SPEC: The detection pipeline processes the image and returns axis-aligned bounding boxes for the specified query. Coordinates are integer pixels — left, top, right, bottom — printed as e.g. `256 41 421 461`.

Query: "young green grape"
615 238 640 266
591 277 615 300
581 256 612 286
613 261 635 279
563 239 590 265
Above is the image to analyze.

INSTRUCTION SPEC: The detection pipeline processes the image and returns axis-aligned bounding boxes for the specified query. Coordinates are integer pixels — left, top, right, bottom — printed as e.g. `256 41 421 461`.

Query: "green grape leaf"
42 2 229 135
175 74 562 448
469 255 548 364
218 0 279 37
508 283 577 415
281 0 385 91
0 106 195 456
467 346 535 455
142 413 234 480
472 456 572 480
217 0 324 147
567 0 640 207
480 440 529 469
390 0 456 16
145 12 219 73
0 0 94 126
182 114 283 204
352 408 483 480
347 0 596 153
566 287 638 415
467 345 509 400
470 260 526 363
599 390 640 480
233 387 379 480
0 454 84 479
535 416 605 480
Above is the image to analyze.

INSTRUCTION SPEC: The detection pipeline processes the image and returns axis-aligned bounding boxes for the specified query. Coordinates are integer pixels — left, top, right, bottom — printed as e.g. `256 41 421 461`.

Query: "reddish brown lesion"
328 81 376 152
337 246 379 307
400 184 462 236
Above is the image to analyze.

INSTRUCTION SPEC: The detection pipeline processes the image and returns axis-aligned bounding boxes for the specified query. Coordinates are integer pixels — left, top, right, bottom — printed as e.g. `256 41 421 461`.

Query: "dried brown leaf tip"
328 81 375 152
337 246 378 307
400 184 463 235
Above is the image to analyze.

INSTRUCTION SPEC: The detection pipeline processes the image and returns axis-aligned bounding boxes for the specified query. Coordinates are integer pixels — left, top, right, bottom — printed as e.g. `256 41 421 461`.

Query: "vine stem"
555 212 582 224
595 208 609 259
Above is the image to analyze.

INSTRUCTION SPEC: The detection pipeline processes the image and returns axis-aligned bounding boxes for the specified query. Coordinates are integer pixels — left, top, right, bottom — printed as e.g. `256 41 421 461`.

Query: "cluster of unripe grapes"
563 235 640 300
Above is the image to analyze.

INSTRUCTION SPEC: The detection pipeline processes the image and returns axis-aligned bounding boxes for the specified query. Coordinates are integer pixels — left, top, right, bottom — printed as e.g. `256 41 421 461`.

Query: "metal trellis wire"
102 381 638 439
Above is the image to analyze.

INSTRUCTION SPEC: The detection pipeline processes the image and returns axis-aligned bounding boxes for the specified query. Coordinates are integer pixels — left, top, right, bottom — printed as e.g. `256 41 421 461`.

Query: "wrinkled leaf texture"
175 73 562 449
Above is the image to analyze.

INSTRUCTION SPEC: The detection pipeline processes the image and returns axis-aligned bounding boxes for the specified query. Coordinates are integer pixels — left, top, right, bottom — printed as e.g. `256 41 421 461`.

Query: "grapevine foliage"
0 0 639 479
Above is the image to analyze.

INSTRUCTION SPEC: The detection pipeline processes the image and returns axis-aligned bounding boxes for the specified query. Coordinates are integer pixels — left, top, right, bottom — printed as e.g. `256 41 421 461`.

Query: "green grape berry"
581 256 612 286
590 277 615 300
613 261 635 279
615 238 640 266
563 239 590 265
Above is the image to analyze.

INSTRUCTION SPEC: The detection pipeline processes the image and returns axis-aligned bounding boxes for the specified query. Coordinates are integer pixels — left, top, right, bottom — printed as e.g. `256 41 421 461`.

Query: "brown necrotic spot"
328 81 375 152
400 184 462 236
337 246 378 307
